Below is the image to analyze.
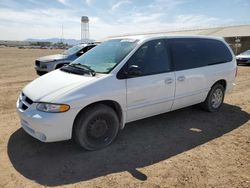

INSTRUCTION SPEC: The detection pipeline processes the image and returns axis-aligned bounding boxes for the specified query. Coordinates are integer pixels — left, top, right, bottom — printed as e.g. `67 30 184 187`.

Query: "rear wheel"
202 83 225 112
73 104 119 150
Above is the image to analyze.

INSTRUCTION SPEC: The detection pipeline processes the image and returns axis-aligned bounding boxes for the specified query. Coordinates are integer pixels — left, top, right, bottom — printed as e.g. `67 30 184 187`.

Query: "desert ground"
0 47 249 188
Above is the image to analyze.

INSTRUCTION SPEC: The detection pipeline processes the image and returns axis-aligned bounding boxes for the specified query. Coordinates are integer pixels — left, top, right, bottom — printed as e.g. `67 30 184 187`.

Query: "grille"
18 93 33 111
239 59 249 62
35 60 40 67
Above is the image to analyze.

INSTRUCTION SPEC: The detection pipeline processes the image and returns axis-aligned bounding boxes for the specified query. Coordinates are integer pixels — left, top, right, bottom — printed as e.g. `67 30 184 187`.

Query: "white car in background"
236 50 250 65
35 43 97 75
16 35 237 150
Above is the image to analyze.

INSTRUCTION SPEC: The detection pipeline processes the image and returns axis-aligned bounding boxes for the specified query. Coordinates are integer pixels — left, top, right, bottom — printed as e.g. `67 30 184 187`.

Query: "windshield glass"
71 39 138 73
241 50 250 55
63 45 83 55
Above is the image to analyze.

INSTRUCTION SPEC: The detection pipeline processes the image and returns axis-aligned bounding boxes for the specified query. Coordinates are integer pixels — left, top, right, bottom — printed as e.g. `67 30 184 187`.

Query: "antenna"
81 16 89 43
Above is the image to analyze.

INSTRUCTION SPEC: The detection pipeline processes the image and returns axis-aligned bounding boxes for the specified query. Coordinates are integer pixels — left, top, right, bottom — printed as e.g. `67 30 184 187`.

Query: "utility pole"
61 24 64 44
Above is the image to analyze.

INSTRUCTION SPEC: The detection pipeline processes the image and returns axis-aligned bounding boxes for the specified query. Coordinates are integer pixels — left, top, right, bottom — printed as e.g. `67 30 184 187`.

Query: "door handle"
165 78 173 84
177 76 185 82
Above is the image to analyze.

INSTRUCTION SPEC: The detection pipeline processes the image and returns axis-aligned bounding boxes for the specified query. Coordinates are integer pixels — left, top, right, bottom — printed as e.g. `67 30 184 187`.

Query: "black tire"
73 104 119 150
202 83 225 112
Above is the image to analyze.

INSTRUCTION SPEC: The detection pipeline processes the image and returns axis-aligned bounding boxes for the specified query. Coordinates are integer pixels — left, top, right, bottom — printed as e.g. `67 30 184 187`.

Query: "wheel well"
213 79 227 90
73 100 123 130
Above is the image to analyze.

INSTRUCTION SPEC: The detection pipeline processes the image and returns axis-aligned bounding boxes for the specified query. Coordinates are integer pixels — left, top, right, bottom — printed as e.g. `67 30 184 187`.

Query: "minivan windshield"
63 45 83 55
70 39 138 73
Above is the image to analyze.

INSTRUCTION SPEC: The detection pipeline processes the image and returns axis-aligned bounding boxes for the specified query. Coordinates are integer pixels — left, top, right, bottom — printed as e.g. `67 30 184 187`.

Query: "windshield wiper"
69 63 96 76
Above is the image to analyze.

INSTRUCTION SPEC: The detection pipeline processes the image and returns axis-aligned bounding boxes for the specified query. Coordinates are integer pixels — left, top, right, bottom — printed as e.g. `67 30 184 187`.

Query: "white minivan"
16 35 236 150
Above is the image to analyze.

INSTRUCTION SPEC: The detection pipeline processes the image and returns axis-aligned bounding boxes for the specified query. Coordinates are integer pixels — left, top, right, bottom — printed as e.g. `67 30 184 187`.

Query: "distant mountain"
26 38 94 45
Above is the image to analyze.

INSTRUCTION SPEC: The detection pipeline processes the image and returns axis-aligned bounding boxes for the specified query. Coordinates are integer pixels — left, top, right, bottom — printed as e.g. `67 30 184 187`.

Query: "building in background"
110 25 250 55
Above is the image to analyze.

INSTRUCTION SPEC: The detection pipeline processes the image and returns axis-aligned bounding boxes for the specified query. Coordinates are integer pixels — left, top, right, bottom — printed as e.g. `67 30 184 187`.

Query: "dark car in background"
35 43 98 75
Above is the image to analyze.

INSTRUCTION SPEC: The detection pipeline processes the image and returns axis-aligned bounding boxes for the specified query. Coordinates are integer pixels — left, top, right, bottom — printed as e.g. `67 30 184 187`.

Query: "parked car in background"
17 35 236 150
236 50 250 65
35 43 98 75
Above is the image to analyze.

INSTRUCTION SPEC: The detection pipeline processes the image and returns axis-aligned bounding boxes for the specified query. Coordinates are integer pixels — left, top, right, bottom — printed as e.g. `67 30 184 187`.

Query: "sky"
0 0 249 41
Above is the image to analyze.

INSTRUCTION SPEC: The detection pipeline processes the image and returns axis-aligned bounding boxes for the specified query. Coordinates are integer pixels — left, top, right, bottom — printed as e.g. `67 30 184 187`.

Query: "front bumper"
16 97 81 142
35 69 48 76
35 65 50 74
34 59 70 75
34 61 57 74
236 58 250 64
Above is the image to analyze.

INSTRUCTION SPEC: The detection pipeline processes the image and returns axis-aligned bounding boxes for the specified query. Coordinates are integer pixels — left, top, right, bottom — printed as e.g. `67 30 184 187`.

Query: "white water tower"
81 16 89 43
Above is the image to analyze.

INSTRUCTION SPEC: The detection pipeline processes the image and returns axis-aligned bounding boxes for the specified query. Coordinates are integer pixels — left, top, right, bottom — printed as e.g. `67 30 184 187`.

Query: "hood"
37 54 67 62
23 70 98 102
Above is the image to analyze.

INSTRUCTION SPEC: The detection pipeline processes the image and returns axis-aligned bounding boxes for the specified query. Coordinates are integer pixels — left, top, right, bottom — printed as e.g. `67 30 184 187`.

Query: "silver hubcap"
211 88 223 108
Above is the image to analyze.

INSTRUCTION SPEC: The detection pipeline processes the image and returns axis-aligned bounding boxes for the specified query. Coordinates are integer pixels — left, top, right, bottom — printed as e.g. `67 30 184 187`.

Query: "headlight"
36 103 70 113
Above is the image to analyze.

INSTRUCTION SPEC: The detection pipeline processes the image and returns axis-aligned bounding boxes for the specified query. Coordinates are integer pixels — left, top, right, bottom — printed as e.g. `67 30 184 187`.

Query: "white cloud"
111 0 131 11
56 0 68 5
89 13 234 40
0 0 236 41
173 14 222 29
85 0 94 6
0 8 80 40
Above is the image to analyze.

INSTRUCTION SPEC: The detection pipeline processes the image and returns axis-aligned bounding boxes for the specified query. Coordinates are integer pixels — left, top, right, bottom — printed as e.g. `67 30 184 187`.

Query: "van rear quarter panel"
171 60 236 111
206 60 236 92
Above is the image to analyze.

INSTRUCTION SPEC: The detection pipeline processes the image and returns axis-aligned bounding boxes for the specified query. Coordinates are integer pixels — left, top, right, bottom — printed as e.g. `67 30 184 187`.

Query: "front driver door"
125 39 175 122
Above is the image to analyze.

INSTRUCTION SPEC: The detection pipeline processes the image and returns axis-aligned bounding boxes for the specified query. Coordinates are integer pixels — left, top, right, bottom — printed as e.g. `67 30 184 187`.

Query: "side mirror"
127 65 142 77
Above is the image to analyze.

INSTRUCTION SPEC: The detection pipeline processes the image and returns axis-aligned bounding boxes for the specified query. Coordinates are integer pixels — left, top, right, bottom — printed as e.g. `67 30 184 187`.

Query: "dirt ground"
0 47 249 188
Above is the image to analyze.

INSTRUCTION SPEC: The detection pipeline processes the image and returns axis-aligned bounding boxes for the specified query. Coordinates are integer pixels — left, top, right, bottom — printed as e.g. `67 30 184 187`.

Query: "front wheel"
73 104 119 150
202 83 225 112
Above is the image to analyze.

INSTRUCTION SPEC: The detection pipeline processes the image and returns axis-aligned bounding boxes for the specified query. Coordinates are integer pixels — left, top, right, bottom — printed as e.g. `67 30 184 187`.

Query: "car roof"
110 34 224 43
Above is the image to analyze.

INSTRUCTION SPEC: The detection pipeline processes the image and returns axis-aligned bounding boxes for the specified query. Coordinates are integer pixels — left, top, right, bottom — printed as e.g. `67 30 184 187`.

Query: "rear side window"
205 40 233 65
169 38 232 71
